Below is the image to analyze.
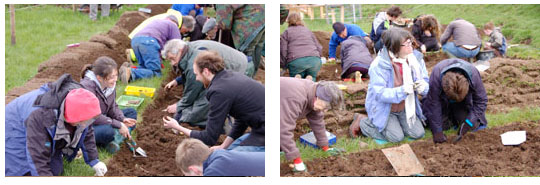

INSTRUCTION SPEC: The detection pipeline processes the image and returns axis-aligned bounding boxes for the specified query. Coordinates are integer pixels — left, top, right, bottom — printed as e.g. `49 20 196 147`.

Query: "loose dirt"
282 120 540 176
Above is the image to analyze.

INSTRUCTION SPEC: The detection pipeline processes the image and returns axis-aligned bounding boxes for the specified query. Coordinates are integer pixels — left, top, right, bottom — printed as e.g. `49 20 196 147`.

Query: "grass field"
5 4 146 93
280 4 540 59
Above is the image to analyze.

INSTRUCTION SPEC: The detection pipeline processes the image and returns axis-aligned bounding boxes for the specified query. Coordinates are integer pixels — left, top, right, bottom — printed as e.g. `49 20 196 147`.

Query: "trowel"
381 144 424 176
126 138 147 158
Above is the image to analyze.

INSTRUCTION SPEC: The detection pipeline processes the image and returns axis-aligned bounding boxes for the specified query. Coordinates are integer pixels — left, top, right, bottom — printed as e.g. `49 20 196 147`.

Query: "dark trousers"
94 108 137 146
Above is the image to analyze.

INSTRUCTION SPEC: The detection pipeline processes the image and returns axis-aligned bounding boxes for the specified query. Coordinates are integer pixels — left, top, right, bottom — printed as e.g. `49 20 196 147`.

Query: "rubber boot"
106 129 125 154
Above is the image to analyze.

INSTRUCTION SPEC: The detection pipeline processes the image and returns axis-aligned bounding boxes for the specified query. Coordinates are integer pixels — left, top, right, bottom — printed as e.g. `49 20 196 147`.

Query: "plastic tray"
125 86 155 98
116 95 145 109
299 131 337 149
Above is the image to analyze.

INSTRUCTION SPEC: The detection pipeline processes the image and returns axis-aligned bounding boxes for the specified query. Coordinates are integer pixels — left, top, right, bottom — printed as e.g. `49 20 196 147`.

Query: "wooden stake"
340 5 345 23
320 6 324 19
10 4 16 45
331 9 336 23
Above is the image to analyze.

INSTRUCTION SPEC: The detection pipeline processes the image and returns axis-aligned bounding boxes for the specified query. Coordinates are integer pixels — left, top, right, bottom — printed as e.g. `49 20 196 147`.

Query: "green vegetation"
281 4 540 59
5 4 146 93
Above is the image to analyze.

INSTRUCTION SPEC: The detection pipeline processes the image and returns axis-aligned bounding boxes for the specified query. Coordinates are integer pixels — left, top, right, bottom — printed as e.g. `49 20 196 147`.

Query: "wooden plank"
320 6 324 18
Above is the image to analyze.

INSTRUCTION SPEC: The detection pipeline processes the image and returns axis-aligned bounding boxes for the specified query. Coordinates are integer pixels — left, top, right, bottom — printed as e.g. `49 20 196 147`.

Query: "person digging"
5 76 106 176
422 58 488 144
280 77 345 172
163 51 264 152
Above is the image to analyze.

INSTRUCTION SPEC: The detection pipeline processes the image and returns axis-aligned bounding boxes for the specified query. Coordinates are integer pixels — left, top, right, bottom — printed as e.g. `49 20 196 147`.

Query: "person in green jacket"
160 39 251 127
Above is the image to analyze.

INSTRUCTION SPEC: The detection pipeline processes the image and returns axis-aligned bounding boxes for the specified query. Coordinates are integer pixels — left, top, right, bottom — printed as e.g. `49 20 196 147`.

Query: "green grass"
281 4 540 59
282 106 540 163
5 4 147 93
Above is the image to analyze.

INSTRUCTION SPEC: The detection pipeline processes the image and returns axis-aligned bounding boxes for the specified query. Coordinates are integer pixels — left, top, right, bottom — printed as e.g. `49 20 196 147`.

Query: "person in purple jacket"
422 58 488 144
175 138 264 176
119 15 181 83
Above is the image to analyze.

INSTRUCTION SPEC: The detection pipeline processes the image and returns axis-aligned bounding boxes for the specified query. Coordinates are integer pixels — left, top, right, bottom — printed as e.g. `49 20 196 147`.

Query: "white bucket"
500 131 526 145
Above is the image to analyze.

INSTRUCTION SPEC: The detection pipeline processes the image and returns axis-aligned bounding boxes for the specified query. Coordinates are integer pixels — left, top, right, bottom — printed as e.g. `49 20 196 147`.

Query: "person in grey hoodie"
482 22 507 57
280 77 344 172
280 12 322 81
440 18 482 59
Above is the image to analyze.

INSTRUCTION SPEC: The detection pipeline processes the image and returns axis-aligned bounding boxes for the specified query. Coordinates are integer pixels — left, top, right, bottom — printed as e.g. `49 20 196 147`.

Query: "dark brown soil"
282 121 540 176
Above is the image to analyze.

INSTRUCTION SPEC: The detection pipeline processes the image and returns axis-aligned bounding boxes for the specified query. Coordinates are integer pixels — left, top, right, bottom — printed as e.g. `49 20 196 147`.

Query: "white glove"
293 162 307 172
414 80 428 94
402 82 414 95
420 45 427 53
92 162 108 176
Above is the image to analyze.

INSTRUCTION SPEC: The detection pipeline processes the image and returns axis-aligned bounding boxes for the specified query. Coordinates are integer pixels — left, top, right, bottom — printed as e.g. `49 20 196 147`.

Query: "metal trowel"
126 138 147 158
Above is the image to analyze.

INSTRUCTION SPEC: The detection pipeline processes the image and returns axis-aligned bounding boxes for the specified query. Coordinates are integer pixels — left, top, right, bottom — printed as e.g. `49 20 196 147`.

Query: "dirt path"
282 120 540 176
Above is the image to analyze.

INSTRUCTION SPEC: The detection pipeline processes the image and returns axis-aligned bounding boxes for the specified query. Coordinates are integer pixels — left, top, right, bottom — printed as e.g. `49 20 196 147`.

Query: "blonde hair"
175 139 211 173
287 12 304 27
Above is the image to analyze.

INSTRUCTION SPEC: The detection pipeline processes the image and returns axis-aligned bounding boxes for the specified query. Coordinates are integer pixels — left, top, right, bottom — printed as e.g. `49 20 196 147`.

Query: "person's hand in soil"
432 131 447 143
123 118 137 127
162 116 192 136
119 123 131 140
165 80 178 90
164 104 177 114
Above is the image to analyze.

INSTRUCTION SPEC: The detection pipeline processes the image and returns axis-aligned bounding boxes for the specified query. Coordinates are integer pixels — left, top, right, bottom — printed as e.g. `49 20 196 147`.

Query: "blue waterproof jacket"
328 24 367 59
365 48 429 132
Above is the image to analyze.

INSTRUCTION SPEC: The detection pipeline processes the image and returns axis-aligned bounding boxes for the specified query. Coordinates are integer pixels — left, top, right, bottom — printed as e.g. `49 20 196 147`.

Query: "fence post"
340 5 344 23
10 4 16 45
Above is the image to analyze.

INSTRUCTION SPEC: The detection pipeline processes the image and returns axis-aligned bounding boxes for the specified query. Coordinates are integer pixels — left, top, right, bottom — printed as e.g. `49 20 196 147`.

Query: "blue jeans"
94 108 137 146
131 36 162 80
227 133 265 152
442 42 480 58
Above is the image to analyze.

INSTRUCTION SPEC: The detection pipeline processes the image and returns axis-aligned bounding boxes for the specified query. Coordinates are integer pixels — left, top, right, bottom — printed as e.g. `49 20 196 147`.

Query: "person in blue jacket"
328 22 372 61
171 4 203 17
349 28 429 143
5 74 107 176
175 138 264 176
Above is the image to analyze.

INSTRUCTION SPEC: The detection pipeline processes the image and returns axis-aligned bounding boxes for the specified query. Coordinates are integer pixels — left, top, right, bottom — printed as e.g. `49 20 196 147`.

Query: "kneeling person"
163 51 265 152
422 58 488 143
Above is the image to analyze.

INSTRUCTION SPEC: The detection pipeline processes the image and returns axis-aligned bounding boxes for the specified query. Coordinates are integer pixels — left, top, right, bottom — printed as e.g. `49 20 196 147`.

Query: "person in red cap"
5 74 107 176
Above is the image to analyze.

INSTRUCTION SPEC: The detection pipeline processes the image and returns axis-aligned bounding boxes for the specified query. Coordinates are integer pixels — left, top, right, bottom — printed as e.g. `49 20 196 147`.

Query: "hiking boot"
119 62 131 84
349 113 366 138
105 142 120 154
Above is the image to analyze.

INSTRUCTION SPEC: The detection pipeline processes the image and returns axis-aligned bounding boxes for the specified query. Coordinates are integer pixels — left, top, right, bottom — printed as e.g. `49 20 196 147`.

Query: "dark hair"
193 50 225 74
382 27 414 54
332 22 346 34
442 71 470 102
422 15 440 37
387 6 402 18
81 56 118 79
